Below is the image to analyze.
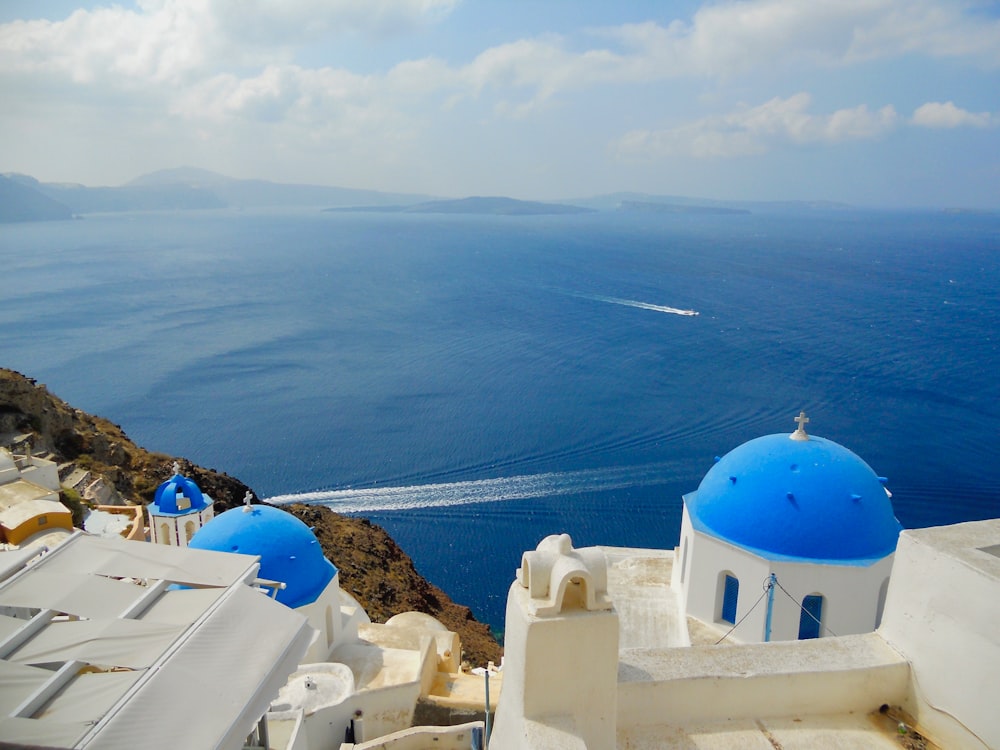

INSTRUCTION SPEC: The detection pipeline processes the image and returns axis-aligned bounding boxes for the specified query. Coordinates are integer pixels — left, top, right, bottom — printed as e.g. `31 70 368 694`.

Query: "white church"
672 412 901 643
1 412 998 749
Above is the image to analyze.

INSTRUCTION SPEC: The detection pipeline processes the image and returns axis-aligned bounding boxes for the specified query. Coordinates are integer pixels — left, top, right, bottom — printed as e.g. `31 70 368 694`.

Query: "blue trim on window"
798 594 824 639
721 574 739 624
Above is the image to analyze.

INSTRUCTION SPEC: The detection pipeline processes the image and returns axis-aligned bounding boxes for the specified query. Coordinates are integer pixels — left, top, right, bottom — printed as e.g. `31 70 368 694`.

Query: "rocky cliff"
0 368 502 666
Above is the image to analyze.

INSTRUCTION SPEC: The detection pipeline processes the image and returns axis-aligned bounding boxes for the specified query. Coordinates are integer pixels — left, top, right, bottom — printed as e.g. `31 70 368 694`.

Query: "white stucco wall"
19 455 60 491
274 660 422 750
490 581 619 750
299 574 346 663
342 720 484 750
878 520 1000 750
617 632 909 728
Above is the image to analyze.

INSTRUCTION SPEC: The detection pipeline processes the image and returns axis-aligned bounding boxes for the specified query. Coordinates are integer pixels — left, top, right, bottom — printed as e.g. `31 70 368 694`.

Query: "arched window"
718 572 739 625
798 594 824 639
184 520 196 544
159 522 172 545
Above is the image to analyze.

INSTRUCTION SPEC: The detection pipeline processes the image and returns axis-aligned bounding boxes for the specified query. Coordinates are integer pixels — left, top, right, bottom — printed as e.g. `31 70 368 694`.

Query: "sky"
1 0 998 207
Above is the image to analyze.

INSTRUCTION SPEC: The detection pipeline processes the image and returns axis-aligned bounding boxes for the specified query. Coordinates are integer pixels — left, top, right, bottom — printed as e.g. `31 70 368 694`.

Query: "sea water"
2 207 998 629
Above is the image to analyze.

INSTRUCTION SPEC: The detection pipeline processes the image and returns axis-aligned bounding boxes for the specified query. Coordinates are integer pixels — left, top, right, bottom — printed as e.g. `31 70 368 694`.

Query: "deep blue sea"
3 208 998 631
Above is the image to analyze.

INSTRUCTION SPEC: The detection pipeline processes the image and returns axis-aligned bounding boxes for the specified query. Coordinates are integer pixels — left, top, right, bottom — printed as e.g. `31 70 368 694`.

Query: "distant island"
2 166 878 224
325 196 595 216
0 167 432 222
617 199 750 215
0 175 73 222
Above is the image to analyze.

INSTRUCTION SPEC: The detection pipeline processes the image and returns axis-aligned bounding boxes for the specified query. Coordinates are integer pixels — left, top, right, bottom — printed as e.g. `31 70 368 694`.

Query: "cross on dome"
172 461 181 475
242 490 255 513
791 411 810 441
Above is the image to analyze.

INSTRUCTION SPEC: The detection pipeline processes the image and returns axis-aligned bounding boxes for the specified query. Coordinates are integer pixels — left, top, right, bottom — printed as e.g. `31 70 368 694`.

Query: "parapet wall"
617 632 910 727
339 721 484 750
878 520 1000 750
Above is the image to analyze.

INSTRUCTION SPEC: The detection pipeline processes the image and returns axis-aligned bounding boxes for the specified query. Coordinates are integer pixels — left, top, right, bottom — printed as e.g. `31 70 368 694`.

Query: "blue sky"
1 1 998 207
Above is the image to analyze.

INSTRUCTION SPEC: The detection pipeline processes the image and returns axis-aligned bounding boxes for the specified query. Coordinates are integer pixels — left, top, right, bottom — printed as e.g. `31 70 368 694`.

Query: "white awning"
0 534 314 750
37 670 144 723
0 716 91 747
80 584 312 750
0 571 149 618
0 661 52 714
36 535 260 588
9 619 185 669
0 613 25 642
135 587 226 625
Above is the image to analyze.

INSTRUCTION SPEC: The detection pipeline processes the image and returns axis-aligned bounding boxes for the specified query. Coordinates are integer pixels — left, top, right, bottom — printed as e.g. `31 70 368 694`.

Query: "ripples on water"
3 208 998 627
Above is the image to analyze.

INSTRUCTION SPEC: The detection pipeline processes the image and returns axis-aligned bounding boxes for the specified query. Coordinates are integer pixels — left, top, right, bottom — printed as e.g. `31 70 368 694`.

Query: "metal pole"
763 574 777 642
484 670 491 747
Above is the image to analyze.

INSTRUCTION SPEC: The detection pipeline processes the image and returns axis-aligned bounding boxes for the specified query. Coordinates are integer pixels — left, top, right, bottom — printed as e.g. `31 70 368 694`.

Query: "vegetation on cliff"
0 367 501 665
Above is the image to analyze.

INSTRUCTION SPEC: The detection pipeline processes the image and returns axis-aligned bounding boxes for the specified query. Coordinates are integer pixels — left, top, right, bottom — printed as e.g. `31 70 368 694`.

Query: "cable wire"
773 577 839 638
714 577 773 645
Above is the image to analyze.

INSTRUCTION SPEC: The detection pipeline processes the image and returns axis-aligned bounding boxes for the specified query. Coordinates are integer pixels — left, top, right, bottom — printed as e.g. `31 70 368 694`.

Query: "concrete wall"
490 582 618 750
1 500 72 545
294 679 422 750
617 633 910 727
878 521 1000 750
339 721 484 750
19 456 60 491
300 575 344 663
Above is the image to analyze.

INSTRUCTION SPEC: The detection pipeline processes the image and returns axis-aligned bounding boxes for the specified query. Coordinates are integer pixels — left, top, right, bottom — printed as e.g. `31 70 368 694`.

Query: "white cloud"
373 1 1000 116
0 0 996 196
0 0 458 85
911 101 993 129
0 4 214 84
617 93 899 159
683 0 1000 73
5 0 997 102
207 0 459 44
595 0 1000 82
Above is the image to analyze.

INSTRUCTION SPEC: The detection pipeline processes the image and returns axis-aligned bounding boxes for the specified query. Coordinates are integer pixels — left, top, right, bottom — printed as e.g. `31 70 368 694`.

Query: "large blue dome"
686 432 902 563
189 504 336 608
150 472 208 515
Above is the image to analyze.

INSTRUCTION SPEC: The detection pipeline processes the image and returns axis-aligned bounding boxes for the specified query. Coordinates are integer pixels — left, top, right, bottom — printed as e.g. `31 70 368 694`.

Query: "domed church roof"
684 413 902 563
189 501 336 609
150 463 209 515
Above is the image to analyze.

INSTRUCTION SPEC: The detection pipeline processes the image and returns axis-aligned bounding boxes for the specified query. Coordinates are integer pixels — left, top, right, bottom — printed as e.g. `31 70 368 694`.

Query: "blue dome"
686 433 902 563
189 504 336 608
150 473 208 515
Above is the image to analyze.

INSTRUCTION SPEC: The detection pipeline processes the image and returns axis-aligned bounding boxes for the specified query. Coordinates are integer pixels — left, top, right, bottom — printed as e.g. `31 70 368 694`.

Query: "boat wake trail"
572 292 698 317
265 463 673 514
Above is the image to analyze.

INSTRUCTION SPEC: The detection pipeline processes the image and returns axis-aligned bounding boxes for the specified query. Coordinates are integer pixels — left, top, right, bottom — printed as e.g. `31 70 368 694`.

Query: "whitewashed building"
671 413 901 642
145 463 214 546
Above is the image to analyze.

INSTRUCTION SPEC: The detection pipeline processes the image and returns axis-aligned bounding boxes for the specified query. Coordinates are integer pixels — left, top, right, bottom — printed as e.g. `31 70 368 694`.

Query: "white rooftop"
0 532 314 749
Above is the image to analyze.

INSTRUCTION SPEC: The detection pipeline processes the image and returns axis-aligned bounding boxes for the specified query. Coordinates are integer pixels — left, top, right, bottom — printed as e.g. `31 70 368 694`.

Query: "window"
184 520 196 544
159 523 172 545
798 594 824 639
720 574 739 624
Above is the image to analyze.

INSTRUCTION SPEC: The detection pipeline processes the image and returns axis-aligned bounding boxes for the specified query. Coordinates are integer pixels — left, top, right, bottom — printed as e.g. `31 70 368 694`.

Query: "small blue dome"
150 473 208 515
686 433 902 563
189 504 336 608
